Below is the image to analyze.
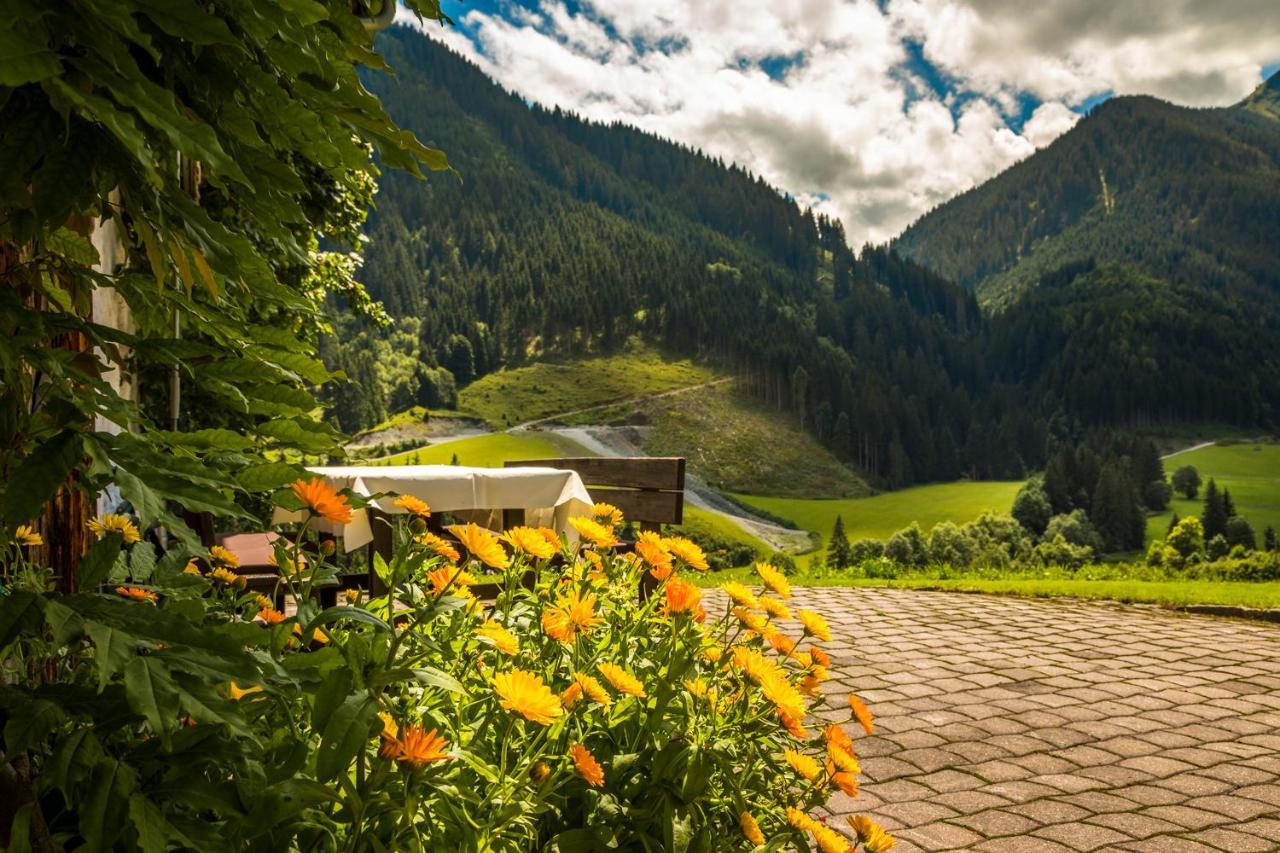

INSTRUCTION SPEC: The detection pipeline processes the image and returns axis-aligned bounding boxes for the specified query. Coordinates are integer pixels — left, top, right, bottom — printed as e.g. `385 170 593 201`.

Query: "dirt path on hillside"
508 378 733 431
1161 440 1216 459
549 425 812 554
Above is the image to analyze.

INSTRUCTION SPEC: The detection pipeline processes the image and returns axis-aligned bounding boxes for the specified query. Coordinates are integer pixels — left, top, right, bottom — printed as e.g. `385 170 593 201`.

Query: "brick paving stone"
771 587 1280 852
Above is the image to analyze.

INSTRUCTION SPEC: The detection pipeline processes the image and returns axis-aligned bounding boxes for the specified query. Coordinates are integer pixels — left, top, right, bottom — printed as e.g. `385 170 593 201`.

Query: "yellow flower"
598 662 645 698
758 596 792 620
291 478 353 524
503 526 557 560
828 742 860 774
664 536 709 570
849 817 895 853
427 566 477 599
787 807 818 832
784 749 821 781
182 561 202 576
529 761 551 782
683 677 711 701
721 581 759 609
812 823 852 853
664 576 702 615
393 494 431 518
591 502 624 526
702 644 723 663
636 538 674 579
116 586 157 603
569 516 617 550
209 567 239 586
732 606 768 633
560 682 585 710
849 694 874 736
739 811 765 845
209 545 240 569
761 671 806 720
476 620 519 655
574 672 612 707
494 669 562 726
228 681 263 701
542 589 602 643
569 743 604 787
755 562 790 599
799 666 828 696
447 523 510 570
267 550 307 577
12 524 43 547
536 527 562 550
343 589 361 605
88 514 141 544
417 531 462 563
393 725 452 768
798 609 832 642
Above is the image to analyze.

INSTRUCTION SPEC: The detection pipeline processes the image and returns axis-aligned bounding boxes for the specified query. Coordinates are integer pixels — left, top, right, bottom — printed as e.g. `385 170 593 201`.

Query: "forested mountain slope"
891 73 1280 308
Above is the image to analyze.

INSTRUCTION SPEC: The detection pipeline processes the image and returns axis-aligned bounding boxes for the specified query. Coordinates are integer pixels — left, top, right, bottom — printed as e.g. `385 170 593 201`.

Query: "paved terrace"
800 587 1280 852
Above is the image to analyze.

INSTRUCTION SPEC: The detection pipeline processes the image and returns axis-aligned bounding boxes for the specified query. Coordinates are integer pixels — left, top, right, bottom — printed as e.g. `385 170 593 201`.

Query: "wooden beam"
505 457 685 492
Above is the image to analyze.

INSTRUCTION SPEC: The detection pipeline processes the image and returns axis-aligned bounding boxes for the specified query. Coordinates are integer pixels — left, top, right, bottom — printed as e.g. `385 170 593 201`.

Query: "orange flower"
542 589 601 643
832 770 859 797
256 607 287 624
569 743 604 786
560 682 584 710
755 562 791 599
427 566 477 599
393 494 431 518
574 672 612 707
811 823 852 853
494 669 562 725
788 807 819 832
291 478 353 524
447 523 510 570
826 724 854 753
394 725 452 768
12 524 43 547
343 589 361 605
636 538 674 577
828 742 860 774
740 812 765 845
664 577 702 615
569 516 616 550
721 581 759 609
503 526 557 560
378 713 401 760
598 662 645 698
116 586 157 603
798 609 832 642
417 531 461 563
848 694 874 736
209 545 240 569
536 527 562 550
591 502 624 527
529 761 551 782
767 630 797 657
811 646 831 668
89 514 141 544
784 749 820 781
476 620 519 655
664 536 708 570
780 711 810 740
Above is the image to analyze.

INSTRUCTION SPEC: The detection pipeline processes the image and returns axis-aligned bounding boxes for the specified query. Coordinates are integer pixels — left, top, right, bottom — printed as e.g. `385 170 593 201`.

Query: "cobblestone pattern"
797 587 1280 852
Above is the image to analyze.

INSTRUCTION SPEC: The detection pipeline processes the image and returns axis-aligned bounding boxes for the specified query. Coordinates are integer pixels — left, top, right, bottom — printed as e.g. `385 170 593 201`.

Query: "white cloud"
399 0 1279 245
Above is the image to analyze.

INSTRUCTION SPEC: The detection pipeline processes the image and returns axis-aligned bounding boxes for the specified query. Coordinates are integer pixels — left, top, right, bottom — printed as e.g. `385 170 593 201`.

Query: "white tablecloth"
271 465 594 551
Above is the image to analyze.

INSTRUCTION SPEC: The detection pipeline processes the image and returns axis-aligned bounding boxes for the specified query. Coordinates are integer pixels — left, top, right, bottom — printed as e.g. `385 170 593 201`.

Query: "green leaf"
3 698 64 753
129 793 172 853
44 598 85 645
78 533 124 589
310 668 353 734
307 604 392 635
316 692 377 782
0 26 61 86
87 622 137 691
259 417 341 453
411 666 465 695
46 729 105 800
1 430 81 525
0 591 45 648
80 759 137 853
129 539 158 581
124 656 179 741
237 461 305 492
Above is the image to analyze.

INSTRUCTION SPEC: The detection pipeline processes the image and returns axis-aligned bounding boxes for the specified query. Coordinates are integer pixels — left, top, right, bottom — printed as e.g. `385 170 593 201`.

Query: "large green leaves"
315 692 379 782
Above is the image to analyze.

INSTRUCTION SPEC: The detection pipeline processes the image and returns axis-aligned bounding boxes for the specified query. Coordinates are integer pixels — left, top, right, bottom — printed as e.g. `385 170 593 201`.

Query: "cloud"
401 0 1279 245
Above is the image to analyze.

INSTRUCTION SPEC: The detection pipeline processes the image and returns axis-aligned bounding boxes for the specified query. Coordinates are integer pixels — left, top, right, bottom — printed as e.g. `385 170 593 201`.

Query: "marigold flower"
797 609 832 641
228 682 263 701
290 478 353 524
209 545 240 569
826 724 854 752
256 607 287 625
393 494 431 518
494 669 562 725
811 823 852 853
502 526 557 560
476 620 519 655
636 538 674 576
529 761 551 782
832 770 859 797
811 646 831 668
664 536 709 570
849 694 874 736
800 666 829 696
732 606 769 633
447 522 510 570
780 710 810 740
12 524 43 547
267 550 307 577
598 661 645 697
755 562 790 599
784 749 821 781
683 678 711 700
542 589 602 643
702 644 724 663
428 566 477 598
828 744 860 776
568 516 617 550
664 576 702 614
89 514 141 544
740 812 765 845
560 682 585 710
569 743 604 787
536 527 562 549
343 589 361 605
767 631 797 656
395 725 452 768
721 580 759 609
591 502 624 526
787 807 818 832
574 672 612 707
183 561 202 575
378 713 401 760
758 595 792 620
416 531 462 562
849 817 895 853
116 586 157 603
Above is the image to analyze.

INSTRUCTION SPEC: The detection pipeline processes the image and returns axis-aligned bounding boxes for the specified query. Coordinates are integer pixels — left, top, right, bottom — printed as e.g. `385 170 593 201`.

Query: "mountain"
891 73 1280 309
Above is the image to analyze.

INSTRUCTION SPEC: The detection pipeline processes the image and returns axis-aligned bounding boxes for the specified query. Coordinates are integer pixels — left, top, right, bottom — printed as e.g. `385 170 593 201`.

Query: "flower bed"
1 482 891 851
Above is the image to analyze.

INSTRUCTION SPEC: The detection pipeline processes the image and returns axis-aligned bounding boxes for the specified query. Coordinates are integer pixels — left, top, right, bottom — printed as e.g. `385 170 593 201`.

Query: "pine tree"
1090 462 1143 552
828 515 851 569
1222 488 1236 519
1201 478 1228 541
1265 526 1278 552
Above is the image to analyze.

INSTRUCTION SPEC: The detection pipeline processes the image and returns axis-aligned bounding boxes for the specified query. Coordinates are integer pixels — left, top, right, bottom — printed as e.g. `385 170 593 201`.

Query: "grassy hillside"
737 480 1023 562
457 346 716 428
640 385 868 499
1148 442 1280 544
372 432 589 468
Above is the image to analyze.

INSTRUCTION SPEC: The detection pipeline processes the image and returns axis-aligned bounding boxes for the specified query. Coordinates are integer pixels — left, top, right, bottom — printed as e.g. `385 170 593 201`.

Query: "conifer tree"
828 515 851 569
1201 478 1228 541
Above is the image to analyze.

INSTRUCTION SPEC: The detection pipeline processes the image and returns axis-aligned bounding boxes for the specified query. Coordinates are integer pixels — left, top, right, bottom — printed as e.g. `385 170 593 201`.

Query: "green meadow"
1148 442 1280 544
372 431 589 468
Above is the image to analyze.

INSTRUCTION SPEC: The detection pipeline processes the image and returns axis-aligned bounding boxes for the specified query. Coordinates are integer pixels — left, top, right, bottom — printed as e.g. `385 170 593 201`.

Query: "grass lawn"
456 344 716 428
736 480 1023 562
1148 442 1280 545
372 432 590 467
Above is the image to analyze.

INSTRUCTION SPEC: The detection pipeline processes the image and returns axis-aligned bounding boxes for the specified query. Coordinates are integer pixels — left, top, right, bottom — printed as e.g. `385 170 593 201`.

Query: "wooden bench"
502 456 686 532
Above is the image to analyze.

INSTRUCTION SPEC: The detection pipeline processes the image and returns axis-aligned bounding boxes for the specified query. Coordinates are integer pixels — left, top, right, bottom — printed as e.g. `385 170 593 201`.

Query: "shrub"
847 539 885 563
1166 516 1205 560
927 521 975 568
1031 534 1094 569
1044 510 1102 555
1225 516 1257 552
1207 534 1230 561
884 522 926 567
1 488 888 851
1011 478 1052 535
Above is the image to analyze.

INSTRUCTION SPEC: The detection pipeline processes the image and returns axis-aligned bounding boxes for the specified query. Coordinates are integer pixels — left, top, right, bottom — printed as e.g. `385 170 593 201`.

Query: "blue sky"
411 0 1280 243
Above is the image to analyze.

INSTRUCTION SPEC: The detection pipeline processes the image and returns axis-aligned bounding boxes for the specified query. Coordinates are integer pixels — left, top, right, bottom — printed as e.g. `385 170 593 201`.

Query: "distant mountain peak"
1238 69 1280 120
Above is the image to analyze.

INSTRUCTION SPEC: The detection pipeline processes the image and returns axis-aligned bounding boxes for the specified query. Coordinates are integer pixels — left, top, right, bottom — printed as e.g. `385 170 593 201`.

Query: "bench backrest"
504 456 685 531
